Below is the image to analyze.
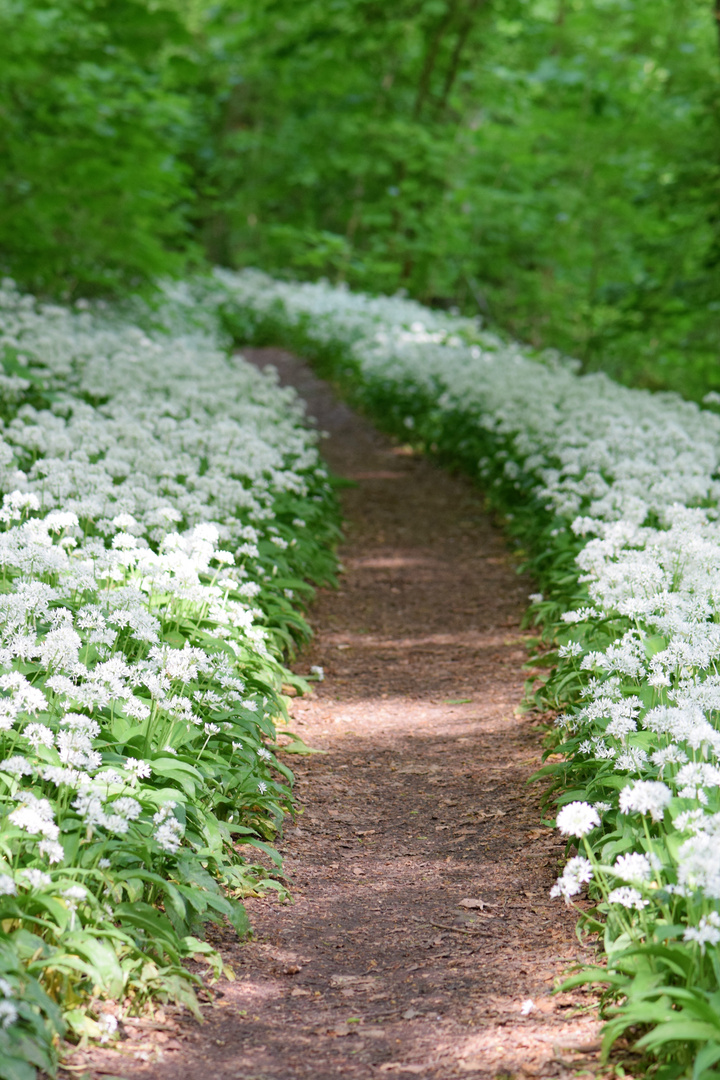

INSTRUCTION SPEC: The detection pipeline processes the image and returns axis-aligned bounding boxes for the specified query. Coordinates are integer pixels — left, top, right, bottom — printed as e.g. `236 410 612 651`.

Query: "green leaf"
638 1021 720 1050
62 933 125 998
0 1054 36 1080
694 1041 720 1080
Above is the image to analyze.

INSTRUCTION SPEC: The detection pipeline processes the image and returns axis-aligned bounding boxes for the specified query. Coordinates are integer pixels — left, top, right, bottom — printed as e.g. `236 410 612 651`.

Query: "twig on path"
408 914 492 937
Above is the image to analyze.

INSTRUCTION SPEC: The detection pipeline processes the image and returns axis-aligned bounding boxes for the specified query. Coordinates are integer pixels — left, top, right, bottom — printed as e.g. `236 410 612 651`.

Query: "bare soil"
64 349 604 1080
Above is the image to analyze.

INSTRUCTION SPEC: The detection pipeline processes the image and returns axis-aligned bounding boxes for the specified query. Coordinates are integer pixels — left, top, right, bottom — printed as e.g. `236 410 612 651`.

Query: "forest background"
2 0 719 400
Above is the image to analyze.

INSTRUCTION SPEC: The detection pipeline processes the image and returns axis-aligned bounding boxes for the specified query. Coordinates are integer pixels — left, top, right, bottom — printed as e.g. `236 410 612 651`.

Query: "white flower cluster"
0 279 319 545
208 269 720 952
0 278 334 1029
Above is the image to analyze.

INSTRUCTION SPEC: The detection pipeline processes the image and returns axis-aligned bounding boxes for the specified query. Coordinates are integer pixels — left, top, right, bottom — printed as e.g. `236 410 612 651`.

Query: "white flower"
152 801 183 852
607 886 648 910
619 780 672 823
18 869 51 889
673 808 705 833
257 781 268 794
684 912 720 953
9 794 59 840
615 747 648 773
97 1012 119 1042
63 884 87 901
310 665 324 680
0 875 16 895
39 840 65 863
110 797 142 820
550 856 593 902
612 853 652 883
0 999 18 1029
556 802 600 838
677 832 720 897
155 820 183 853
39 625 81 670
2 491 40 518
651 744 688 771
0 756 33 777
558 642 583 659
125 758 151 780
61 713 100 736
22 723 55 749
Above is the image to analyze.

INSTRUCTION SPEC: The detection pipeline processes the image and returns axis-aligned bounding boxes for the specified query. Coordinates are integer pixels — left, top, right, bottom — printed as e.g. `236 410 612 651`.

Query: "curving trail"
68 350 602 1080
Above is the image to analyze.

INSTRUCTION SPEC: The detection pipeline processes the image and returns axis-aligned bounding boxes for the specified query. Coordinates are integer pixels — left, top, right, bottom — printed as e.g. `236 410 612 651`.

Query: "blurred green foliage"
208 0 720 399
0 0 204 294
2 0 720 398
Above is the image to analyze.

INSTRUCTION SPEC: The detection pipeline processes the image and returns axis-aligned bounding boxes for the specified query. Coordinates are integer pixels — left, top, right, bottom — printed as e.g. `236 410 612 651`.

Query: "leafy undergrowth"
199 268 720 1080
0 281 340 1078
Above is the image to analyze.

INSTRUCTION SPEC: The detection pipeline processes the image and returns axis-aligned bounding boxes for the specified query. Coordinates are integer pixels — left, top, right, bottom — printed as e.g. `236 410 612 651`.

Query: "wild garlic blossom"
556 801 600 837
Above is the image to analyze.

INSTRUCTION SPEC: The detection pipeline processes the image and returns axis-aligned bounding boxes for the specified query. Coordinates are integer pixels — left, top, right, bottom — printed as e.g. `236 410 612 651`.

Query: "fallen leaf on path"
279 739 327 755
329 974 378 989
323 1023 352 1037
554 1037 602 1053
378 1065 425 1075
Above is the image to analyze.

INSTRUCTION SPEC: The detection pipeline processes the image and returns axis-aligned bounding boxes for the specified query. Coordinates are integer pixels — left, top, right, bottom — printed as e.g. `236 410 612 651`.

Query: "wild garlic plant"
210 268 720 1071
0 279 339 1070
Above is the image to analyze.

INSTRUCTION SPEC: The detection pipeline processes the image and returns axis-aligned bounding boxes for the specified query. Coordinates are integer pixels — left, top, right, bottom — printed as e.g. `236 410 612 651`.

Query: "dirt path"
68 350 602 1080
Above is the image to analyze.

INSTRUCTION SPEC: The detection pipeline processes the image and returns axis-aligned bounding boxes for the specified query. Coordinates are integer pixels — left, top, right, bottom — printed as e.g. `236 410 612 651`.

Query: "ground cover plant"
0 278 339 1078
206 267 720 1079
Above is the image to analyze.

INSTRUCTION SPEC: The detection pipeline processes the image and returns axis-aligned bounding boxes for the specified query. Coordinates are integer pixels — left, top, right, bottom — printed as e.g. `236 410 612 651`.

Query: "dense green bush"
0 0 202 296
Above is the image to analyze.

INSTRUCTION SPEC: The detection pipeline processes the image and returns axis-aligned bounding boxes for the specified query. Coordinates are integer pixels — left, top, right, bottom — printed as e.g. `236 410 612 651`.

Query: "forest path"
70 350 602 1080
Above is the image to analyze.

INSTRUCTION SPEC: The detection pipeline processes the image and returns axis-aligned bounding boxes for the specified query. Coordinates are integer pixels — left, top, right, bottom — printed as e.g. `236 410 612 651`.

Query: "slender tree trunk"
437 0 484 115
413 1 459 119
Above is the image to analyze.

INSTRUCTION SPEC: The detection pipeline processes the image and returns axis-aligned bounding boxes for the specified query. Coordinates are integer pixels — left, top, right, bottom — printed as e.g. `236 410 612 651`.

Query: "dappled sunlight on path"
66 349 605 1080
